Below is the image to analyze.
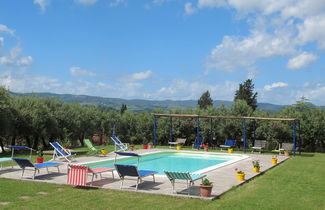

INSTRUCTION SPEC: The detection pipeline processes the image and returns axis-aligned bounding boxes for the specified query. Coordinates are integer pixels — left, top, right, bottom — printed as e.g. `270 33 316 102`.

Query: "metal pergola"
153 114 301 156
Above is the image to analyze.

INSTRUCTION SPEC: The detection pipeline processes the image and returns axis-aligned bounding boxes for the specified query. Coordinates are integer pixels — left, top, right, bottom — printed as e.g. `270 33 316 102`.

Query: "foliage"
252 160 260 168
235 168 244 174
0 88 325 152
197 90 213 109
234 79 258 111
120 103 127 115
201 178 213 186
37 146 44 157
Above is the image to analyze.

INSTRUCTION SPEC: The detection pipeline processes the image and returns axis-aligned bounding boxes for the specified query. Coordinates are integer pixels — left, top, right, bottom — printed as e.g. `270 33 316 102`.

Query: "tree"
198 91 213 109
234 79 258 111
120 104 127 115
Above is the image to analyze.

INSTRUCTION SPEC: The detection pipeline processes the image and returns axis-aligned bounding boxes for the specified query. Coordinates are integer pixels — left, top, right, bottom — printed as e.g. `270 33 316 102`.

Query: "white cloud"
0 47 33 66
188 0 325 73
156 79 237 100
69 66 96 77
75 0 98 5
185 2 197 15
259 81 325 105
207 29 296 72
198 0 226 9
0 24 15 35
287 52 318 70
131 70 152 80
0 37 3 48
264 82 288 91
297 14 325 49
33 0 50 13
153 0 166 5
109 0 125 7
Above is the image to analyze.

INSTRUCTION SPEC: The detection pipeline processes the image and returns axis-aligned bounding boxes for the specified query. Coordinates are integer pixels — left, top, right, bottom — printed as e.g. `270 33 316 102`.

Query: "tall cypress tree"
234 79 258 111
198 90 213 109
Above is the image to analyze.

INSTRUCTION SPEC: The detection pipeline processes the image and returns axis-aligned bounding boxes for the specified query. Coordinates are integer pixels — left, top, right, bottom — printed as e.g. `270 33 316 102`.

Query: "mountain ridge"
10 91 288 112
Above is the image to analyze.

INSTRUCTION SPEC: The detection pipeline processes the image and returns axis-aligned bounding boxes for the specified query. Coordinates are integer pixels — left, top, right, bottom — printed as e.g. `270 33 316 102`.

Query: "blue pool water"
86 152 233 175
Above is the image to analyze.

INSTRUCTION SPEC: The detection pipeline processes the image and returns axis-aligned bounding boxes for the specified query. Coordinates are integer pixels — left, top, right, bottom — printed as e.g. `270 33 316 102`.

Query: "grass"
1 151 325 210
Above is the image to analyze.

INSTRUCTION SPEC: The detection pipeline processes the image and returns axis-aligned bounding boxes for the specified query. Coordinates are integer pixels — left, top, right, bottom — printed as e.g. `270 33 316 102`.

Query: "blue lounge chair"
9 145 34 159
220 139 236 151
0 158 13 170
50 142 74 162
115 164 158 191
110 136 129 151
164 171 206 195
12 158 63 179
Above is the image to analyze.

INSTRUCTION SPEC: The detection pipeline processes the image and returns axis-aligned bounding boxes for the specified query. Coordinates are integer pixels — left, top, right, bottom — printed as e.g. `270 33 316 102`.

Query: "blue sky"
0 0 325 105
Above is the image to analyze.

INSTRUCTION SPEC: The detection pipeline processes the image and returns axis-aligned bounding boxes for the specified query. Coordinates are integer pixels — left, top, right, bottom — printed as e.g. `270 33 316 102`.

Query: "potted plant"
62 139 71 149
235 168 245 181
176 143 183 150
284 151 291 157
200 178 213 197
129 144 135 151
143 139 148 149
100 149 108 155
252 160 260 172
36 147 44 163
148 142 153 149
272 156 278 164
202 143 209 152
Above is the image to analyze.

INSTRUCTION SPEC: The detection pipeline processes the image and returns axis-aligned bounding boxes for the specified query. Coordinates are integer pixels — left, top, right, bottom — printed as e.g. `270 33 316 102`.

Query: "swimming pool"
85 151 248 175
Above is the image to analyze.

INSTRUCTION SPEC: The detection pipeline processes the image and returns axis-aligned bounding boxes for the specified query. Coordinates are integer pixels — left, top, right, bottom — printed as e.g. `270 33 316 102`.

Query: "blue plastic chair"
13 158 63 179
220 139 236 150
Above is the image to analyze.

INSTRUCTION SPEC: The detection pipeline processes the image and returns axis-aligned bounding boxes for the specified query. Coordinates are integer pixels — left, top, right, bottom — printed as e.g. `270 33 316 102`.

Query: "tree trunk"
41 137 48 148
0 137 5 153
11 135 16 146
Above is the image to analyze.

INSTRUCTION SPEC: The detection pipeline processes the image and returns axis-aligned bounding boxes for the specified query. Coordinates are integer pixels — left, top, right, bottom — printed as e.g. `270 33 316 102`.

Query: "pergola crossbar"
153 113 300 156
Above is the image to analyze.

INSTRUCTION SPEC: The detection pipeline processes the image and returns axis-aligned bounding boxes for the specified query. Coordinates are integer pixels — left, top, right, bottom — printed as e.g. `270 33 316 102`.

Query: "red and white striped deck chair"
68 164 87 186
68 164 115 186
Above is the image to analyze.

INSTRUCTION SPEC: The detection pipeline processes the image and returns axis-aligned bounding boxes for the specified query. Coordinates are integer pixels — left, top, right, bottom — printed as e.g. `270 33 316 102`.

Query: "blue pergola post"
153 115 157 147
293 120 297 156
243 119 247 153
112 121 116 137
196 117 200 139
169 117 173 144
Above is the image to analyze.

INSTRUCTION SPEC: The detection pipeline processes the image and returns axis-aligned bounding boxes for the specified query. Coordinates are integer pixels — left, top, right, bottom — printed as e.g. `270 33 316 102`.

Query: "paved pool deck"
0 149 289 200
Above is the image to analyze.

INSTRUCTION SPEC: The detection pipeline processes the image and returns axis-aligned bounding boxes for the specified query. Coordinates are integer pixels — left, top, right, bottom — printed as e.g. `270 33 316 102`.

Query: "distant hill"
10 92 287 112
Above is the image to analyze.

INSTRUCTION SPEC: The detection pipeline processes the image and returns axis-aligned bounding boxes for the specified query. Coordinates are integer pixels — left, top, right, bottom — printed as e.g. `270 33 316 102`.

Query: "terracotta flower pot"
204 147 209 152
200 185 213 197
284 151 291 156
148 144 153 149
36 157 44 163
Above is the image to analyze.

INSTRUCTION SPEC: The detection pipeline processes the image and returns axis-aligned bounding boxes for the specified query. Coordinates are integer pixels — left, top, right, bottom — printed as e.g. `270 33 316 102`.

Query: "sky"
0 0 325 105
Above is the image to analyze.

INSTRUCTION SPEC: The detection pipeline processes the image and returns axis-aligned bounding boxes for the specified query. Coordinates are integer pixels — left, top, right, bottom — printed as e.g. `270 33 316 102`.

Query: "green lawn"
1 152 324 210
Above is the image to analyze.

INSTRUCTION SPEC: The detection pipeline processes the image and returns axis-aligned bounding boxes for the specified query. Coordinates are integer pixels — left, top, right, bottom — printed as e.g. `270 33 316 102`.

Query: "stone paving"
0 149 289 200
